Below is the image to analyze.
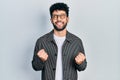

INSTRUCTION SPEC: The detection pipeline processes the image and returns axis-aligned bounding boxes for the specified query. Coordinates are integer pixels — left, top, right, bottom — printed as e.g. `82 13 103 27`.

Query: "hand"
37 49 48 62
75 52 86 65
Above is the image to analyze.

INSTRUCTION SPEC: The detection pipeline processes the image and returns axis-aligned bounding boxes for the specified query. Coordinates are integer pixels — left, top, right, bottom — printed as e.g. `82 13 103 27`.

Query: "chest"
41 40 79 61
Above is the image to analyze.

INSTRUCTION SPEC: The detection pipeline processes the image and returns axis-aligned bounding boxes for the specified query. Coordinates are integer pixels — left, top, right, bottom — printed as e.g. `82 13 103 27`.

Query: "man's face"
51 10 69 31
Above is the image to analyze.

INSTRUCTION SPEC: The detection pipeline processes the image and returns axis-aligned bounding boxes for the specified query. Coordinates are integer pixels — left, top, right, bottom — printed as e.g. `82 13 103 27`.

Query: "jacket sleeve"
32 39 45 71
75 59 87 71
74 39 87 71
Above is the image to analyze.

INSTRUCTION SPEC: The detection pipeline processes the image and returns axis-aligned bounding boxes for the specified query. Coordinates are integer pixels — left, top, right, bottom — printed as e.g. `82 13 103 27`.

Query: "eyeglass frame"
51 14 67 20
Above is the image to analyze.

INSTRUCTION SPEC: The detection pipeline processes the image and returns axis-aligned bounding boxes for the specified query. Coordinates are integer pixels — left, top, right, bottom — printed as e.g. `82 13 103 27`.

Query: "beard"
52 22 67 31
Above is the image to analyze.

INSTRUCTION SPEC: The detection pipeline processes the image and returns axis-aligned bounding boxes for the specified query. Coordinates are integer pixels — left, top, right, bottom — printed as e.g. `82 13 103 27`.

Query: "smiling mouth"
53 21 67 31
56 21 63 26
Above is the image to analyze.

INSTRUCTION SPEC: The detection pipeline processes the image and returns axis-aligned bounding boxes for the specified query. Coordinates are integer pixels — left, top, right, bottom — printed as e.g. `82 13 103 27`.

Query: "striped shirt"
32 30 87 80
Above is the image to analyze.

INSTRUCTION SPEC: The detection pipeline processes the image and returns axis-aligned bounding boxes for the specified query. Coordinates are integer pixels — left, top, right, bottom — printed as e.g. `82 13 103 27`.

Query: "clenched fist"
75 52 86 65
37 49 48 62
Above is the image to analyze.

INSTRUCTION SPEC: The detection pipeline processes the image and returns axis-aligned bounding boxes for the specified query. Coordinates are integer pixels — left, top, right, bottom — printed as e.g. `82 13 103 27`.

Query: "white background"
0 0 120 80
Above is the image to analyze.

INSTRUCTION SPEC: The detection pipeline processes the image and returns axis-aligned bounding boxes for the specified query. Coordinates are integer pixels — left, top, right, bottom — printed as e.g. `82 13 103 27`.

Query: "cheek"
51 19 56 24
64 19 68 23
63 18 69 23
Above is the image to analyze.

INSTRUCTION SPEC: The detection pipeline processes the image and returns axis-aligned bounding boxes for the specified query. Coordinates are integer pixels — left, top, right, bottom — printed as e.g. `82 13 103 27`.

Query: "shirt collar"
47 30 73 43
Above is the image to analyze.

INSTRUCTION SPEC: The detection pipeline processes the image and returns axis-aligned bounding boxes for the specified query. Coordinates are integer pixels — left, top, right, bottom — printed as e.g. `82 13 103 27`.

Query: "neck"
54 29 67 37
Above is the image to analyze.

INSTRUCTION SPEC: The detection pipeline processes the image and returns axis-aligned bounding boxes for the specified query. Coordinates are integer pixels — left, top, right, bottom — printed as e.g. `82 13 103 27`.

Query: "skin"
37 10 86 65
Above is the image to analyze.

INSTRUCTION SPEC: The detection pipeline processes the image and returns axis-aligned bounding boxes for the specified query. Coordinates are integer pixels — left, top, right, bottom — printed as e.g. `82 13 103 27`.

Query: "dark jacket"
32 30 87 80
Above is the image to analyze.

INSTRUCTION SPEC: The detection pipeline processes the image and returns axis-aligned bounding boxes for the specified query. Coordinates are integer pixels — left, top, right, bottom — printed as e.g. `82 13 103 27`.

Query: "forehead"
52 10 66 15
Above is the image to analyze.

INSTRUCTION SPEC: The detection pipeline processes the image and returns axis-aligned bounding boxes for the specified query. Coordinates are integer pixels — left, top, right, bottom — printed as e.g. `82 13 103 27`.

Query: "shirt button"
54 53 57 56
53 68 56 70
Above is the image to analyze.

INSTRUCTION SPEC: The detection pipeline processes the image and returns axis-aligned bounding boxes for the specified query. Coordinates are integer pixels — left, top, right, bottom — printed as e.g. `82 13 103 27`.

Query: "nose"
57 16 61 21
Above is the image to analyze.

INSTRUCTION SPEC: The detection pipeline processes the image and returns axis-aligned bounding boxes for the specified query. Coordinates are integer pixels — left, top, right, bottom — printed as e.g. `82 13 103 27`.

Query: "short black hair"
49 2 69 17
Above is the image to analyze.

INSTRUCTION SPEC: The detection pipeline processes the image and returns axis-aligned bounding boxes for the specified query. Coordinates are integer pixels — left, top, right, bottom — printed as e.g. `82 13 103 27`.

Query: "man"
32 2 87 80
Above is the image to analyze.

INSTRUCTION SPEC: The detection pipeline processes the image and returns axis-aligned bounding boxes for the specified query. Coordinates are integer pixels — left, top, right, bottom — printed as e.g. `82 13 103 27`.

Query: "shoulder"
67 31 82 42
36 31 52 43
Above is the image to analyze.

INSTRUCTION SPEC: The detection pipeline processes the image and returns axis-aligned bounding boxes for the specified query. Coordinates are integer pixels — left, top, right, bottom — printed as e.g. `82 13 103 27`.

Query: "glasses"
52 14 67 20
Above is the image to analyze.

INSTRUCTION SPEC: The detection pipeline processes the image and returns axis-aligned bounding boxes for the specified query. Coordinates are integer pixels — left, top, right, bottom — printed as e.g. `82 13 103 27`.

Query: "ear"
67 17 69 22
50 18 53 23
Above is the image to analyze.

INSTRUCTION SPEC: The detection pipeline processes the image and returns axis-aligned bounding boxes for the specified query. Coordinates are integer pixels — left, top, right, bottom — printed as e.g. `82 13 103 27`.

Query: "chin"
53 23 67 31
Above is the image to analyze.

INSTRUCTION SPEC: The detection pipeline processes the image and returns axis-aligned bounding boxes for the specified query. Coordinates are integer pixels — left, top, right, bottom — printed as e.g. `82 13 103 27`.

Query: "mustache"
55 21 63 23
56 21 62 22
